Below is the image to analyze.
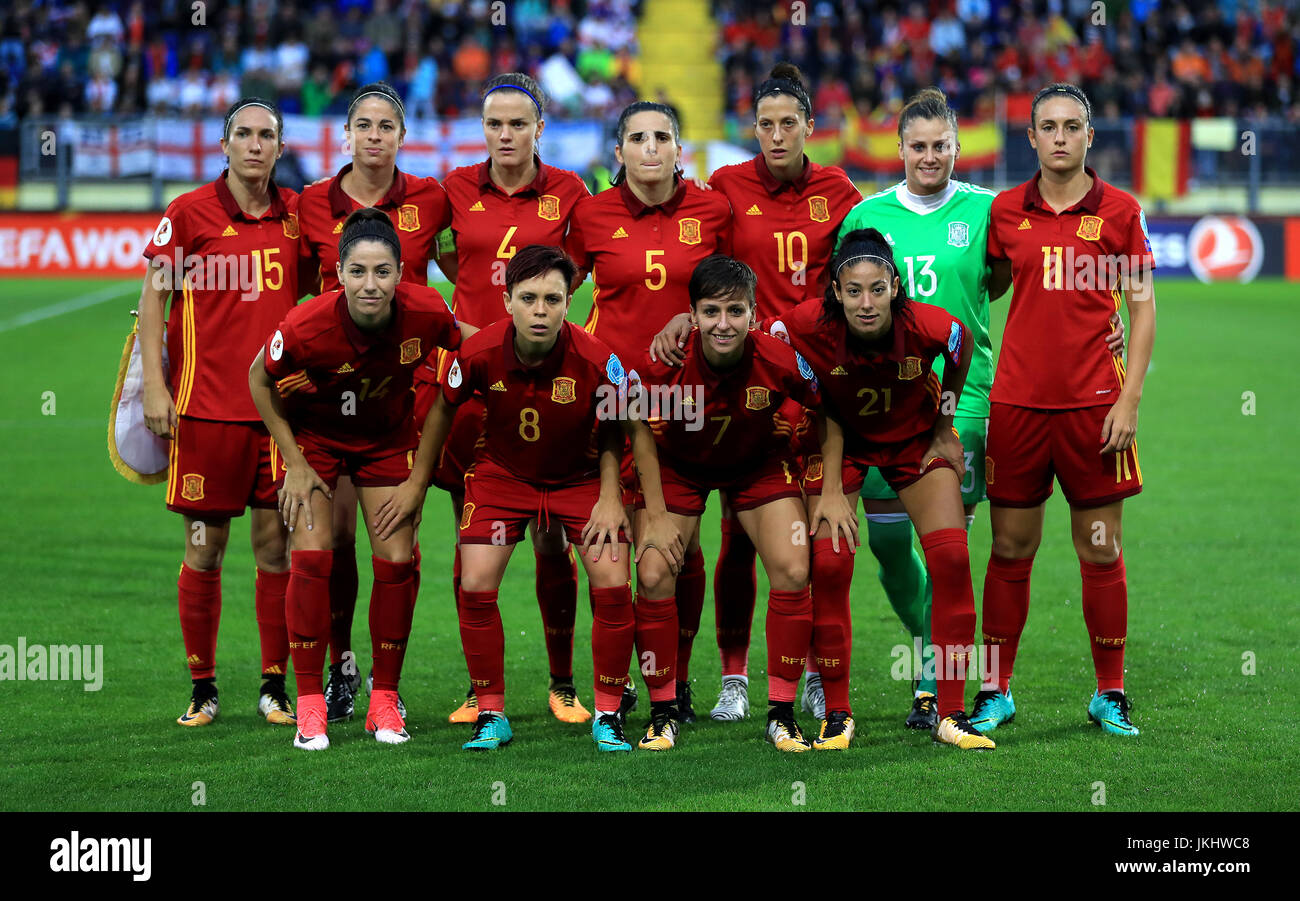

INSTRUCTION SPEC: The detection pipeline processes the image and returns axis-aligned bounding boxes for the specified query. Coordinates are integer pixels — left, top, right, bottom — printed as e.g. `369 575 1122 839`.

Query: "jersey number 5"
645 250 666 290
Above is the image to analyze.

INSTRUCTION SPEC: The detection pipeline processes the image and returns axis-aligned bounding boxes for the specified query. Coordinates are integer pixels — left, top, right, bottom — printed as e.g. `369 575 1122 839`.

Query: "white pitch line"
0 280 138 333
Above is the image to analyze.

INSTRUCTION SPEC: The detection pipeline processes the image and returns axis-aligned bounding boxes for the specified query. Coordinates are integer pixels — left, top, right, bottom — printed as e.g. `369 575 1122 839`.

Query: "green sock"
866 516 936 695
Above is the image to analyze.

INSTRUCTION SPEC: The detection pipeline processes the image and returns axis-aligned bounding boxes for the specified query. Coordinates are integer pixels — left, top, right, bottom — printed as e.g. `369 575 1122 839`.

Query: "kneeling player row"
247 209 993 753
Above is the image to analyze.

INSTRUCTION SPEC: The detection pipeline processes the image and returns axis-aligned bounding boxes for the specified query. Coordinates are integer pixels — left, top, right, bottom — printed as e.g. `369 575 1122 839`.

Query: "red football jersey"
566 178 733 366
630 329 820 480
766 299 969 459
298 164 450 294
441 158 590 328
262 282 461 455
709 154 860 319
441 319 625 486
987 167 1153 409
142 173 304 423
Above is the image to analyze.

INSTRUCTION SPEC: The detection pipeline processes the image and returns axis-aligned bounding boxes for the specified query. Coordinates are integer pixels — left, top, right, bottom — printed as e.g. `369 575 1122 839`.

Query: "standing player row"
136 71 1152 751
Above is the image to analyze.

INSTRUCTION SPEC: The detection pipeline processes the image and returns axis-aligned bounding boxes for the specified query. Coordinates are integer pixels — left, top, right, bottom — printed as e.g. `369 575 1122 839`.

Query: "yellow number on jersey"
645 250 666 291
519 407 541 442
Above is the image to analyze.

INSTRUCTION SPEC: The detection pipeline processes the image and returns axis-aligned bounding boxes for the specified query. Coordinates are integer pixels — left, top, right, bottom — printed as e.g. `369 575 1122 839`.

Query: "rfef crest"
397 204 420 232
808 196 830 222
400 337 421 365
1077 215 1104 241
538 194 561 221
551 376 577 404
678 218 702 245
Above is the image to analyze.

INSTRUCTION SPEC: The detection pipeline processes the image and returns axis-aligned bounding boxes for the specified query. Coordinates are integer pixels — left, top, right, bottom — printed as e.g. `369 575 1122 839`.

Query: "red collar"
502 319 571 379
833 305 911 364
688 329 755 388
336 288 405 355
214 170 287 222
475 156 549 195
753 153 812 195
1023 166 1105 214
327 163 409 219
618 176 688 218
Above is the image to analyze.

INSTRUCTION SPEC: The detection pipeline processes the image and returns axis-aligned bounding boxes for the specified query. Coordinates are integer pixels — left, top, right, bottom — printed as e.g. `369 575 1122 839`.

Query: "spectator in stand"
1171 37 1211 85
931 4 967 60
452 36 491 84
275 27 309 99
209 70 241 114
364 0 403 57
302 63 334 117
178 69 206 115
240 32 277 98
85 68 117 114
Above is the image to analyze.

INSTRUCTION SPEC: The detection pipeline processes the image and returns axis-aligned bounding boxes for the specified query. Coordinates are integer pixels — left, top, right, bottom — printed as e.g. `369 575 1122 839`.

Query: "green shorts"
860 416 988 506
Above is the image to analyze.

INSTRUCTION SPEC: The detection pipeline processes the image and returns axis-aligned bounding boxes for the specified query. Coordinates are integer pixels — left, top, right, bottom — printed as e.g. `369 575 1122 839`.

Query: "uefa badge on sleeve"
606 354 626 387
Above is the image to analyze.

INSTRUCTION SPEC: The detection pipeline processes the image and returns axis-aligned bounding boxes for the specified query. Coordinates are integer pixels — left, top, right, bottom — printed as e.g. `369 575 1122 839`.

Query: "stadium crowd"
0 0 643 122
717 0 1300 124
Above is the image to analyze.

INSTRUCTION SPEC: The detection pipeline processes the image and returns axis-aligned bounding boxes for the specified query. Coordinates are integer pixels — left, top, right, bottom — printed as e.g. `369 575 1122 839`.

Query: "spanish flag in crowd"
1132 119 1191 199
840 118 1003 174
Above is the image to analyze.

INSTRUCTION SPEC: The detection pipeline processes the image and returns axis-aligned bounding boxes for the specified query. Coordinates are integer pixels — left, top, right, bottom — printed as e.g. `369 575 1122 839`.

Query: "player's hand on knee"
811 491 859 554
279 465 330 532
374 478 427 540
635 512 684 575
581 496 630 563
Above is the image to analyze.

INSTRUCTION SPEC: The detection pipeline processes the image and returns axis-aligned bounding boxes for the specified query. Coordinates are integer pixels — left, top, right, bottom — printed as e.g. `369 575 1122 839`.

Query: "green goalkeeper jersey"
836 179 995 418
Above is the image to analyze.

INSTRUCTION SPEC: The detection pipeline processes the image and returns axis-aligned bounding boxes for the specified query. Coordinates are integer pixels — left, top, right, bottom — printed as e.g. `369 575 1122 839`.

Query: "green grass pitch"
0 276 1296 812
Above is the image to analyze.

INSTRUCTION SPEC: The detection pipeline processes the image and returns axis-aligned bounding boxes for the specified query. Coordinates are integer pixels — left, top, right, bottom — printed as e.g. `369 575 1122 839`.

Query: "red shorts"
413 381 485 493
638 455 803 516
985 403 1142 508
459 458 627 546
271 433 414 491
803 431 955 496
165 417 278 518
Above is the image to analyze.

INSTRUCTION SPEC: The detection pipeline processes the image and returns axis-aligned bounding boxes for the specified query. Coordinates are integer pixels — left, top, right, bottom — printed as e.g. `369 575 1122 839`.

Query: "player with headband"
972 83 1155 739
764 228 992 751
423 73 594 728
250 208 475 750
139 97 305 730
297 81 451 725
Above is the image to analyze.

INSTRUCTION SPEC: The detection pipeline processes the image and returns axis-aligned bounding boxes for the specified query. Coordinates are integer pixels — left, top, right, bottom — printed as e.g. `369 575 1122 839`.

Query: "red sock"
1081 554 1127 694
412 541 422 598
811 538 854 714
920 528 977 719
715 516 757 677
675 548 706 681
634 593 677 703
178 563 221 680
591 585 635 710
369 556 416 692
766 587 813 702
254 568 290 676
458 588 504 711
981 553 1034 693
286 549 332 695
535 547 578 679
328 542 358 665
452 543 462 602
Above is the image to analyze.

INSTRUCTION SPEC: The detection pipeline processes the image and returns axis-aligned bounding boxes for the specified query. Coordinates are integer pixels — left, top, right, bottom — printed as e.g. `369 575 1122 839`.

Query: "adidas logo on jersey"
336 362 355 374
1018 218 1032 230
469 200 485 211
332 222 343 234
222 225 238 237
490 380 507 391
611 226 628 239
746 204 762 215
831 365 847 375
